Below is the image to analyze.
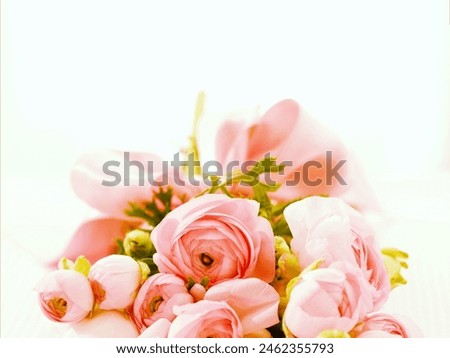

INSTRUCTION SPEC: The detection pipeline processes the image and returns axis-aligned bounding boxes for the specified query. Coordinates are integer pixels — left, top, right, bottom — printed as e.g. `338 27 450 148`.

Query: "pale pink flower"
351 312 423 338
168 301 243 338
284 262 373 338
204 278 279 335
36 270 94 323
215 99 378 211
151 194 275 285
132 273 194 332
88 254 141 310
285 196 390 309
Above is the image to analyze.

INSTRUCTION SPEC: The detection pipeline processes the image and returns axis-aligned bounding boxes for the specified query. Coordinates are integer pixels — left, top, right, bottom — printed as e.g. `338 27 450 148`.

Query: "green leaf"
125 186 179 227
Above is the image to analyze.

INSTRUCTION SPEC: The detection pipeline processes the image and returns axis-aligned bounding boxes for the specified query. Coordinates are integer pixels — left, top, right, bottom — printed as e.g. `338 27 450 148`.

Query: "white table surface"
1 173 450 337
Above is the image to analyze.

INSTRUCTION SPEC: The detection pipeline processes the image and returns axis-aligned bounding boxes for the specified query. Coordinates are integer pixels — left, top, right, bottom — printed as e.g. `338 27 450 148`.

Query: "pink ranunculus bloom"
215 99 378 212
36 270 94 323
284 196 390 310
168 301 244 338
132 273 194 332
151 194 275 285
351 312 424 338
284 261 374 338
88 255 141 310
204 278 279 335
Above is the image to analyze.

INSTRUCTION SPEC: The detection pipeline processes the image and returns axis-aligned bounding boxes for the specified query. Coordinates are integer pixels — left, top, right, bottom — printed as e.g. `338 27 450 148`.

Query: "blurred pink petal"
71 149 163 217
216 99 379 211
49 218 139 267
205 278 279 334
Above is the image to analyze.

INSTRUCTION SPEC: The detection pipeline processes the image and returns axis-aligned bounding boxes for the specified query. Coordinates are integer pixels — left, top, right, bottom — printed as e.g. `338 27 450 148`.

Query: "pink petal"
138 319 172 338
48 217 140 268
71 149 163 217
205 278 279 334
247 99 299 159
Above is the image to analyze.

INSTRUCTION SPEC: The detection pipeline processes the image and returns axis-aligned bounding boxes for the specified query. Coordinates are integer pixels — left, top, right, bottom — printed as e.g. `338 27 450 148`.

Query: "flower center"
90 279 106 303
199 253 214 268
46 297 67 318
149 295 164 314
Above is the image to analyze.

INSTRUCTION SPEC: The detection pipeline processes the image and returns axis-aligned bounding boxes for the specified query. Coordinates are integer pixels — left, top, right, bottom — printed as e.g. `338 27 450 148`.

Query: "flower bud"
382 247 408 289
317 329 351 338
123 230 154 259
274 236 290 261
36 270 94 323
88 255 142 310
271 253 300 316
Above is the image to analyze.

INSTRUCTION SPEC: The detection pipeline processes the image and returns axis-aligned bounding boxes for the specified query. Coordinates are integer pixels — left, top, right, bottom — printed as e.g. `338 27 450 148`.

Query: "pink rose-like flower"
284 196 390 310
351 312 423 338
215 99 378 211
168 301 243 338
132 273 194 332
88 255 141 310
284 262 373 338
151 194 275 285
36 270 94 323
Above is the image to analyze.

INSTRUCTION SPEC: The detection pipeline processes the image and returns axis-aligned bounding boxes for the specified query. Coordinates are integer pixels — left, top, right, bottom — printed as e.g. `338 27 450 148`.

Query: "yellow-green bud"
58 257 74 270
124 230 154 259
137 261 151 283
272 253 301 317
382 247 408 289
58 256 90 277
317 329 351 338
274 236 291 261
73 256 91 277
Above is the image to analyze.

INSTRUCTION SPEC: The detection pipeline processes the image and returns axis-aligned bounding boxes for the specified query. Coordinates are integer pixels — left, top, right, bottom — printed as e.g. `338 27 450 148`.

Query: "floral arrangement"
35 94 421 338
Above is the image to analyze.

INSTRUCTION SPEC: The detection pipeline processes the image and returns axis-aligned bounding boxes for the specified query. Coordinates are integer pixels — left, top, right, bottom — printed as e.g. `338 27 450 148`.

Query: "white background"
1 0 450 337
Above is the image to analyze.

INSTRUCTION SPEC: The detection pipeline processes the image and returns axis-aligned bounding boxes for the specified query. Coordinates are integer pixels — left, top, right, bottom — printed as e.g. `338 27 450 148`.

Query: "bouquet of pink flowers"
35 95 421 338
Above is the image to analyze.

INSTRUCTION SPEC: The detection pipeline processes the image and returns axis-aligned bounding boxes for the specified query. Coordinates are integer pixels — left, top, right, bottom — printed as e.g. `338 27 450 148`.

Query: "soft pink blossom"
168 301 243 338
285 196 390 309
36 270 94 323
351 312 423 338
284 262 374 338
215 99 378 211
88 255 141 310
132 273 194 332
151 194 275 285
204 278 279 334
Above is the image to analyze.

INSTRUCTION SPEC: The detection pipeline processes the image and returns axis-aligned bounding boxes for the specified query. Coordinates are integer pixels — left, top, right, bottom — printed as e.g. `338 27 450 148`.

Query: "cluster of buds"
36 230 154 324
